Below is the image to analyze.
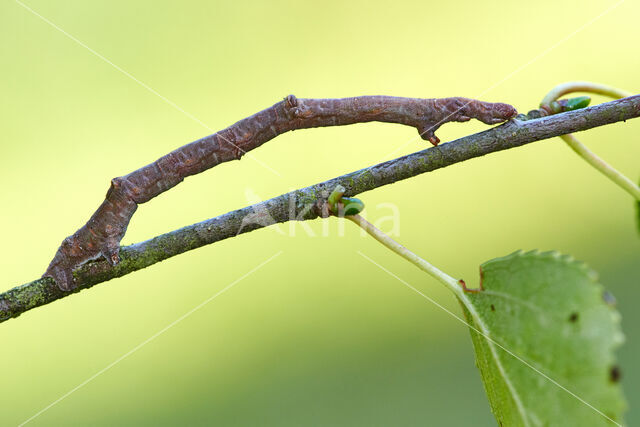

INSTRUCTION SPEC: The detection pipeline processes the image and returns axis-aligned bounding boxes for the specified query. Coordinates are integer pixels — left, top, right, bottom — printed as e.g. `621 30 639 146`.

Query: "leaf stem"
346 214 466 299
560 133 640 199
541 81 639 201
540 81 632 107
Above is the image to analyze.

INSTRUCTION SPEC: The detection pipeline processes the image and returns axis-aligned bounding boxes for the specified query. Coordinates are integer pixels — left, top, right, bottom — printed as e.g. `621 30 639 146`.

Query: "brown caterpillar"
44 95 516 290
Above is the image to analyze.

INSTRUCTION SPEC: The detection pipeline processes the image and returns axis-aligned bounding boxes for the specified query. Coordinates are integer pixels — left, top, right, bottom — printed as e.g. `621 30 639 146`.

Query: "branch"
2 96 638 323
43 95 516 290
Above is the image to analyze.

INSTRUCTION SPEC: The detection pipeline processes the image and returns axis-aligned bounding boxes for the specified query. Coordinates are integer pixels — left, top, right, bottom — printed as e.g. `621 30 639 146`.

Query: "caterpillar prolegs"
44 95 517 290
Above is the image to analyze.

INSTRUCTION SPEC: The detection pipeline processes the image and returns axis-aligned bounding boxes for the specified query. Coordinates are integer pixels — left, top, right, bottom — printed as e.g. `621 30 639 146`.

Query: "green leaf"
636 177 640 235
460 250 626 426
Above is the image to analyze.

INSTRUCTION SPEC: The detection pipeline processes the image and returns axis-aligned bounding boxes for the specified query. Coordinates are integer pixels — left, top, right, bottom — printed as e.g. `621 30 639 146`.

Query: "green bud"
341 197 365 216
550 96 591 114
328 185 346 211
565 96 591 111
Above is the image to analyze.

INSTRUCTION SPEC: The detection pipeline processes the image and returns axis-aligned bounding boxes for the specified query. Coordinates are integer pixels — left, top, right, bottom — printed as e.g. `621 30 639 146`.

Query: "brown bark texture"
44 95 516 290
2 95 638 323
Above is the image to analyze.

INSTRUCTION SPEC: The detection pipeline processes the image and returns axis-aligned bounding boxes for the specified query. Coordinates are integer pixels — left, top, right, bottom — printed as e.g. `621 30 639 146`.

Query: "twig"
2 95 639 323
44 95 516 290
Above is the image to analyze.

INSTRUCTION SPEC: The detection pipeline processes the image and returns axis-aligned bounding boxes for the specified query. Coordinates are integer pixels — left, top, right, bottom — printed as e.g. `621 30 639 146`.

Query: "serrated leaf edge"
482 249 599 282
462 250 625 426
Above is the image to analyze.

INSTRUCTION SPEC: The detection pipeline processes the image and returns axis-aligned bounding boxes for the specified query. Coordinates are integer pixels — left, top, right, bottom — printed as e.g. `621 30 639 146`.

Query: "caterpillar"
44 95 517 290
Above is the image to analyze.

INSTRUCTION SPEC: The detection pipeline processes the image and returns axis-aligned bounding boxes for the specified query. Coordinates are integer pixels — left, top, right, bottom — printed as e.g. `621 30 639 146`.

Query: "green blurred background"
1 0 638 425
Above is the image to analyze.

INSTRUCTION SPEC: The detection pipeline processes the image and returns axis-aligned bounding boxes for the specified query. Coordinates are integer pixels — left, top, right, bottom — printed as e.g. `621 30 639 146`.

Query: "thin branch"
2 95 639 323
44 95 516 290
